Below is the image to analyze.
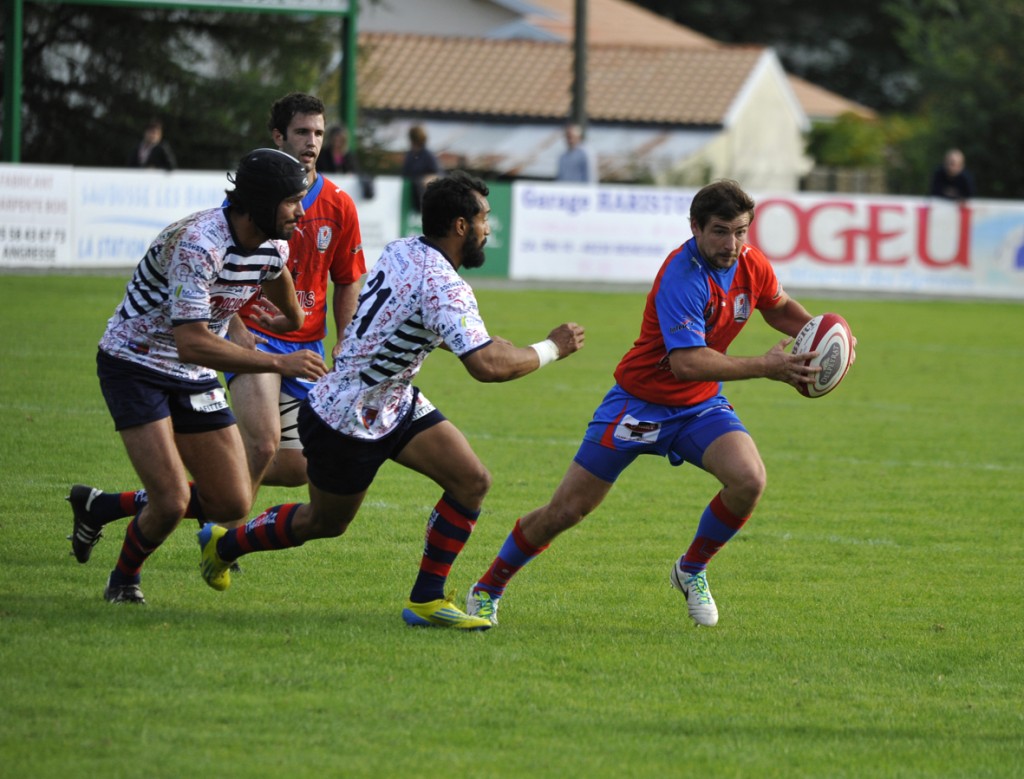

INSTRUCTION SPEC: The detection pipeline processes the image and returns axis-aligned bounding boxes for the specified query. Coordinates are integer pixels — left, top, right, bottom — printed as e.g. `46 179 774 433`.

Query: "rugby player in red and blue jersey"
468 179 854 628
227 93 367 491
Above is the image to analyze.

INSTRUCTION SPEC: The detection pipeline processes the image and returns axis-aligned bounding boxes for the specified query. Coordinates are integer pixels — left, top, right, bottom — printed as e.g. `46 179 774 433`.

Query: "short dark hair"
268 93 326 136
690 179 756 229
409 125 427 147
421 171 489 239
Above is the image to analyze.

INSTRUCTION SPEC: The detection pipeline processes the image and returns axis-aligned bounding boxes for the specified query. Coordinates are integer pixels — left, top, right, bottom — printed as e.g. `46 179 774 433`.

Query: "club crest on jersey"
317 226 332 252
613 414 661 443
733 293 751 322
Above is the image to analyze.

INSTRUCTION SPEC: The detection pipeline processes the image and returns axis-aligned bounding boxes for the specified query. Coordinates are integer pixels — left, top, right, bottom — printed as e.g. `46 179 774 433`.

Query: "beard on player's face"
461 223 487 269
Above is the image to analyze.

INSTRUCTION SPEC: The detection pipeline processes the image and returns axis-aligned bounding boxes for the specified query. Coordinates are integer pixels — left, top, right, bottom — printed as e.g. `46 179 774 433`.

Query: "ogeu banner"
509 183 1024 300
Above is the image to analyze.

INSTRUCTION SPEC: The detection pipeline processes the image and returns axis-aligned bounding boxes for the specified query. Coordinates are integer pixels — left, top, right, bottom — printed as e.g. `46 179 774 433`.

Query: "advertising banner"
0 164 404 272
749 194 1024 299
0 165 74 266
329 173 402 268
4 163 1024 300
73 169 228 267
509 182 1024 299
510 183 694 284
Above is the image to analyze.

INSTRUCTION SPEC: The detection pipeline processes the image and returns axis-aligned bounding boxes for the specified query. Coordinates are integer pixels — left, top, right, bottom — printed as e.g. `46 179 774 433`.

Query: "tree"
631 0 918 112
5 3 339 169
891 0 1024 197
636 0 1024 196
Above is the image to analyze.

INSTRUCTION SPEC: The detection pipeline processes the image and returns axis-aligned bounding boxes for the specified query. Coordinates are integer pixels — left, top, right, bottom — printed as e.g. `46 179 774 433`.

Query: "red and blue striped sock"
86 489 147 524
472 518 549 599
408 494 479 604
680 492 750 574
92 482 205 524
216 503 303 561
109 515 158 584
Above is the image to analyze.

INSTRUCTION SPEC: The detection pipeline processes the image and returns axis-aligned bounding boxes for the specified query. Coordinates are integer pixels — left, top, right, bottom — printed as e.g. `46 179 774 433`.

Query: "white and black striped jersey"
308 236 492 440
98 207 289 381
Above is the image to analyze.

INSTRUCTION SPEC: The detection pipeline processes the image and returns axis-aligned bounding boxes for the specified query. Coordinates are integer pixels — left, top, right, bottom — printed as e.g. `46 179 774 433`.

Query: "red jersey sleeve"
240 175 367 343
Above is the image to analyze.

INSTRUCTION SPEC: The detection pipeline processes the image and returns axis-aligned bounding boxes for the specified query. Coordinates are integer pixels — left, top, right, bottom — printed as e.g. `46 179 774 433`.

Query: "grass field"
1 274 1022 778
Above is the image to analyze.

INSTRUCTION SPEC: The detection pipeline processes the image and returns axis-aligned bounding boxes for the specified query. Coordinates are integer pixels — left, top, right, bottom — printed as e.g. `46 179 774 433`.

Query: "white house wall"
357 0 522 37
694 53 812 191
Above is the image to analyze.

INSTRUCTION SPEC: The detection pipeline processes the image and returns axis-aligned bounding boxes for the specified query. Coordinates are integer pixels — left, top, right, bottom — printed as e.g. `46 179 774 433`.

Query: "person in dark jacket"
929 148 974 202
129 119 177 171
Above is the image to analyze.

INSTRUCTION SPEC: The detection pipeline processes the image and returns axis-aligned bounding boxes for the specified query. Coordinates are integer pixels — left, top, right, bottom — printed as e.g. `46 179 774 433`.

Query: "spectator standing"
401 125 441 211
317 125 359 175
128 118 177 170
929 148 975 202
555 123 595 183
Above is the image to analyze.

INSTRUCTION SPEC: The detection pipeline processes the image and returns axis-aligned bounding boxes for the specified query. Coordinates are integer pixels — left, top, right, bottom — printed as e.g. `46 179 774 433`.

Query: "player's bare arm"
254 271 306 334
760 293 814 338
669 342 819 387
462 322 585 382
227 314 266 351
174 321 327 380
331 279 363 360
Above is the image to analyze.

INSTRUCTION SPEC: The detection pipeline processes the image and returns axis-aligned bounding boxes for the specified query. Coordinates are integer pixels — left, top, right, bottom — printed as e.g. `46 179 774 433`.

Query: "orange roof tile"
787 75 876 121
359 33 765 126
525 0 875 120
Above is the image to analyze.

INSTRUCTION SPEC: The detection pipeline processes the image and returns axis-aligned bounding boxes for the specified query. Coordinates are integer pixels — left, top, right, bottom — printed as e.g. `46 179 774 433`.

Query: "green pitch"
1 275 1021 778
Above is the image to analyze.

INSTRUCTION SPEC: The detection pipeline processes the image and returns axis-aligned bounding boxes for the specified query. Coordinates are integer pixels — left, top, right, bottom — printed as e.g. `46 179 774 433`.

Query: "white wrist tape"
529 339 559 368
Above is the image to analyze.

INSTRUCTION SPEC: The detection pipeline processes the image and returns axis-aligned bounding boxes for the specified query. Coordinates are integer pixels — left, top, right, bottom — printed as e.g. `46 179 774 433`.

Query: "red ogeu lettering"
917 206 970 268
751 199 856 264
752 198 971 269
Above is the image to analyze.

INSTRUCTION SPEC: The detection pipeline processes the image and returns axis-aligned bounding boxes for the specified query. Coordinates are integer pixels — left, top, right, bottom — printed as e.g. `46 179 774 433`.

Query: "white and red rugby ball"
792 313 854 398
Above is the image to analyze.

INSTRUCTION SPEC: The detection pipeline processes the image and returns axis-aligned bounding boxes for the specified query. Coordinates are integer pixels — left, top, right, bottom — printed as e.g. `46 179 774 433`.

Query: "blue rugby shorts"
224 330 326 402
572 384 749 483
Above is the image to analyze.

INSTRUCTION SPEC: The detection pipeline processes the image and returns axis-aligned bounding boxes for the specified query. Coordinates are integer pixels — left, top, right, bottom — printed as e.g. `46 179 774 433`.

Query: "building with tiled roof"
354 0 874 188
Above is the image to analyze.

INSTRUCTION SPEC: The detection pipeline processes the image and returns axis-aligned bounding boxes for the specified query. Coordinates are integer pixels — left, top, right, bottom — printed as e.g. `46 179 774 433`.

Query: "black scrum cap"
227 148 307 238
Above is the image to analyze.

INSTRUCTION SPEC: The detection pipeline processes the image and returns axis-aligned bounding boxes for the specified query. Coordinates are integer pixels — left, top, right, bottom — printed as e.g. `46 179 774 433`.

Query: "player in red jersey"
227 92 367 491
467 179 854 628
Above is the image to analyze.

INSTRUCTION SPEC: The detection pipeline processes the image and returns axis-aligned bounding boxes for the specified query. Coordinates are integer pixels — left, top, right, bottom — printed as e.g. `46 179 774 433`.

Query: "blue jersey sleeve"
655 250 709 352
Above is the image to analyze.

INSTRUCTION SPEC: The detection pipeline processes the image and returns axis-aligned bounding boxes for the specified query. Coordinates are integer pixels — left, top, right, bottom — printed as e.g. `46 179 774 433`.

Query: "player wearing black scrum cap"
226 147 310 239
67 149 328 605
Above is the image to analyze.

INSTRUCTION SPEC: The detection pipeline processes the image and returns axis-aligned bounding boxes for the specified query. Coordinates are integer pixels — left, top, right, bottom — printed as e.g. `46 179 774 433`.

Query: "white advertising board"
327 174 402 268
73 169 229 267
0 164 403 272
0 165 75 266
510 183 695 284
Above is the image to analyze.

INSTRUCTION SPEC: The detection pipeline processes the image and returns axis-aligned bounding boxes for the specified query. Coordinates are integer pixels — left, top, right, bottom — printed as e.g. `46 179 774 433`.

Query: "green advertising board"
400 178 511 279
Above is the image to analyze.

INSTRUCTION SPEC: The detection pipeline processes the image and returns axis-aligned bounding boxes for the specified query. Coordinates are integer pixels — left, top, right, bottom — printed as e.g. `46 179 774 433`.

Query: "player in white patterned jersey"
98 206 291 382
196 171 586 630
69 149 329 605
66 94 368 556
307 234 491 439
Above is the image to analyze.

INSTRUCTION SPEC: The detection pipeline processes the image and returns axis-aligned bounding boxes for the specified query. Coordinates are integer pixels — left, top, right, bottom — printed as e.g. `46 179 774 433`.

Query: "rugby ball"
792 313 854 398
